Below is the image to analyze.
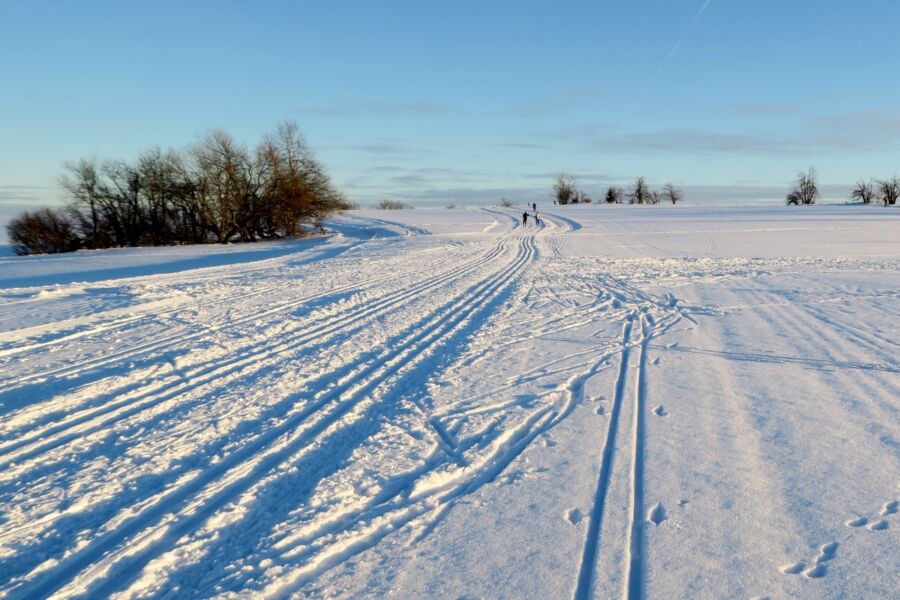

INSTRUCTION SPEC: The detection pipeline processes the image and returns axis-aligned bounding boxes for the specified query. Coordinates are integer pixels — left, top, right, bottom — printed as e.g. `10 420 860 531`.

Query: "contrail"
658 0 714 73
620 0 715 128
692 0 713 24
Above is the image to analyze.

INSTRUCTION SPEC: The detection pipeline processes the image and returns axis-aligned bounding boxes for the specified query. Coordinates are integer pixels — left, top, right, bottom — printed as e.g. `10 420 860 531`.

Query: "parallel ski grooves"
574 314 635 600
0 243 507 468
5 234 533 600
625 315 650 600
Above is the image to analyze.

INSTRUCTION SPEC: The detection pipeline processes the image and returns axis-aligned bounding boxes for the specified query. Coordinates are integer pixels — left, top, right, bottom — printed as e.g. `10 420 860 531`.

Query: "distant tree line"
376 199 413 210
553 173 682 206
786 167 899 206
7 121 350 255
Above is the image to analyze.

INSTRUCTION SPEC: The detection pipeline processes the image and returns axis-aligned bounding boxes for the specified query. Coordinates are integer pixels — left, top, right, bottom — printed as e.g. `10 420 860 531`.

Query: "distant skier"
534 210 541 226
532 202 537 212
522 211 529 226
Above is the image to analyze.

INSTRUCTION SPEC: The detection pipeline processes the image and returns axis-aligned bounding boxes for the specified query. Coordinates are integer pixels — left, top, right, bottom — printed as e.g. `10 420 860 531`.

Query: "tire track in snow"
3 233 536 599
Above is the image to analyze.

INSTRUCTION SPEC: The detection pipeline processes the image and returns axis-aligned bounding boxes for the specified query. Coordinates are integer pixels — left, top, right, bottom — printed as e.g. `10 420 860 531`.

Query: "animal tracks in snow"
782 493 898 583
780 542 838 579
845 497 898 532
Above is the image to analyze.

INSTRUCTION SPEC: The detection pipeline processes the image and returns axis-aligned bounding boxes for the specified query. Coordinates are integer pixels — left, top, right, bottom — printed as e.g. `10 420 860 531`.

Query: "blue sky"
2 0 900 209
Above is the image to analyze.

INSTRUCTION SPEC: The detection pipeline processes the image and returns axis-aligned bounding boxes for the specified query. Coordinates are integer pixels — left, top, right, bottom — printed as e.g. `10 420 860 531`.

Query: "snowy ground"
0 205 897 599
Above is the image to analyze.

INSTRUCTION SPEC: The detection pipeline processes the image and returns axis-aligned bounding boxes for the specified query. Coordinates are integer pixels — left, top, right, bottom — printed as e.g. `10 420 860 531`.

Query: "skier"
532 202 537 212
534 210 541 226
522 211 529 226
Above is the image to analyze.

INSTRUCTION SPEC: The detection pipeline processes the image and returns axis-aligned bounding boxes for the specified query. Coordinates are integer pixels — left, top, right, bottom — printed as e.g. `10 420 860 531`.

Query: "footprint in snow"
647 502 667 526
651 357 660 366
867 519 889 531
653 405 668 417
567 508 584 525
596 405 606 416
781 542 838 578
779 562 805 575
845 516 868 528
814 542 838 563
804 563 828 578
881 500 898 516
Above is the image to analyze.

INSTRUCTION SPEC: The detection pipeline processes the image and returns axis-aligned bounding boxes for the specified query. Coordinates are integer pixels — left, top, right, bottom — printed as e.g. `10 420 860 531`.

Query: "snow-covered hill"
0 206 897 599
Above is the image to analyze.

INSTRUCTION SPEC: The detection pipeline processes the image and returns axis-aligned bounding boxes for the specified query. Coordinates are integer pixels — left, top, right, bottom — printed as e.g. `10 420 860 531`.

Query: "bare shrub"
7 208 81 255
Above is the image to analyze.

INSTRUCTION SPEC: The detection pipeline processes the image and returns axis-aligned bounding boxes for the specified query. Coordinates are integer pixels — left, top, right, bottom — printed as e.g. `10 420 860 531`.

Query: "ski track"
1 207 897 599
1 214 550 598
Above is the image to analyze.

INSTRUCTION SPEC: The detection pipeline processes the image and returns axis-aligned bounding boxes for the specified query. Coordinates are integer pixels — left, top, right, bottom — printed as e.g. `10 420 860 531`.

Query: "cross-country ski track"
0 206 897 599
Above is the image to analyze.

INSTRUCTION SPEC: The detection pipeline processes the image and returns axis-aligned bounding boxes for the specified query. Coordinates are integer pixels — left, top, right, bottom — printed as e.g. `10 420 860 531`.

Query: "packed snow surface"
0 205 897 599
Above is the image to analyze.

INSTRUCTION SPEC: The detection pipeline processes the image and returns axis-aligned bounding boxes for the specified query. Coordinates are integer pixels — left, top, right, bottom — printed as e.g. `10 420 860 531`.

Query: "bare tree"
786 167 818 205
878 176 899 205
554 173 576 205
60 159 103 247
662 183 683 204
604 186 622 204
849 180 875 204
628 177 651 204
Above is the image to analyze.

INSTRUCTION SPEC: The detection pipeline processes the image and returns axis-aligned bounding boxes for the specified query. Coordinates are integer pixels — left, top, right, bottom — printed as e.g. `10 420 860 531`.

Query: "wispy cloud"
532 106 900 156
294 100 453 118
352 138 445 158
494 142 553 150
0 185 50 204
728 102 798 116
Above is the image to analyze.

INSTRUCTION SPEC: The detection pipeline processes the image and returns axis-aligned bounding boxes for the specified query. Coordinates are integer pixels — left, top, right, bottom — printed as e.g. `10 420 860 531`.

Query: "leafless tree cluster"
556 175 682 206
786 167 819 205
7 121 349 255
552 174 595 204
847 176 899 205
376 199 413 209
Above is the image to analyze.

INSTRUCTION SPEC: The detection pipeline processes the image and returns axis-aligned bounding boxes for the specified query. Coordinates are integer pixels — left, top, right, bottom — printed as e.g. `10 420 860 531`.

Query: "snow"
0 205 897 599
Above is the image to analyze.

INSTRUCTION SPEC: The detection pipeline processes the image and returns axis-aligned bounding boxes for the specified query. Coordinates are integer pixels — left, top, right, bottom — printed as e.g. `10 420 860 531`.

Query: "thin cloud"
294 100 453 118
729 102 798 116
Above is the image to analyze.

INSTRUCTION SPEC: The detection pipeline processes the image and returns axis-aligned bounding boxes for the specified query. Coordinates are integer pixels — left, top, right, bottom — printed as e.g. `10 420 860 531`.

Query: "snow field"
0 205 897 598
